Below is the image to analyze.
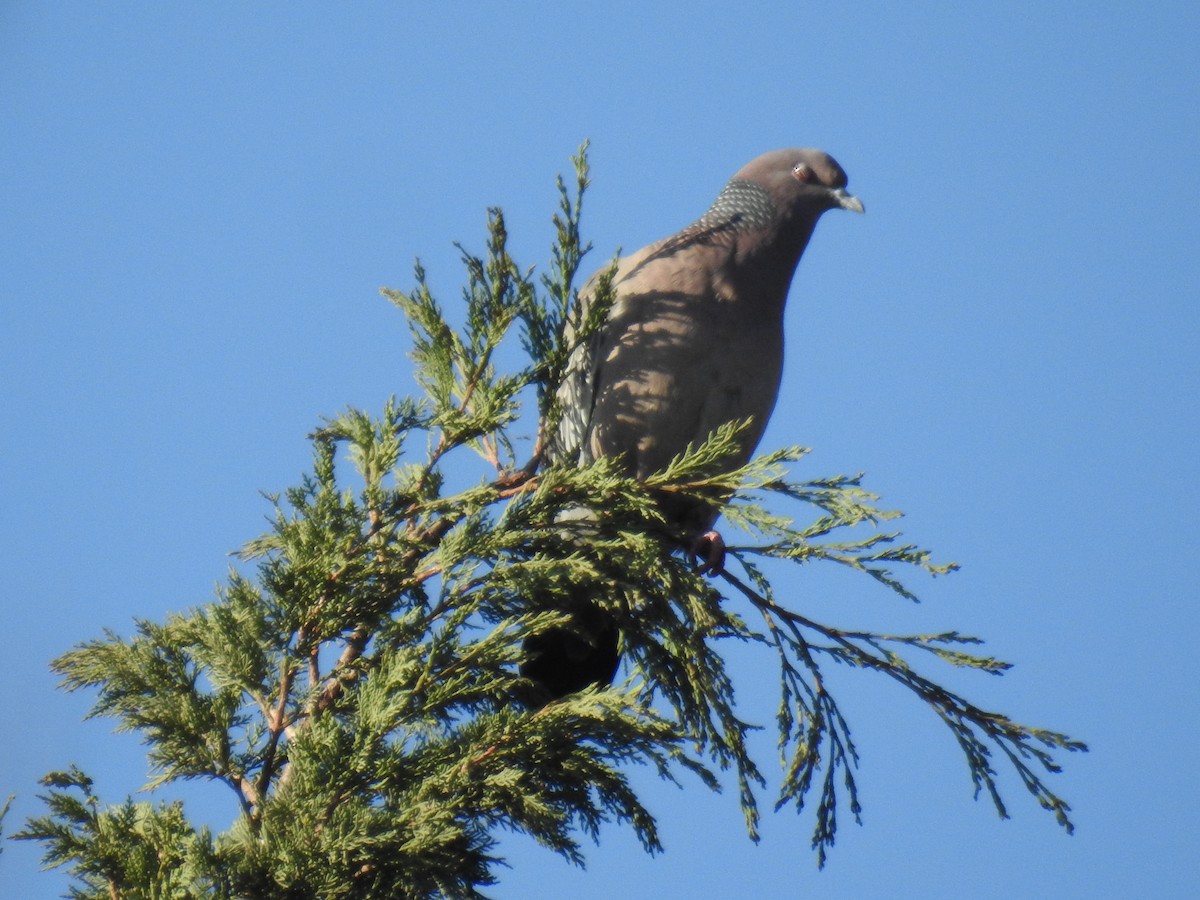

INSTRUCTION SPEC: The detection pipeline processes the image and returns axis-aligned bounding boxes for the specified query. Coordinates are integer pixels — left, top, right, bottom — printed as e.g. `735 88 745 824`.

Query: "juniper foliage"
16 144 1086 897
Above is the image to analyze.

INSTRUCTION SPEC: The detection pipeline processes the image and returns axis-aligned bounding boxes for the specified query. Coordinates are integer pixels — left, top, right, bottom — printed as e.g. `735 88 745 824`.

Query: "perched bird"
520 148 864 702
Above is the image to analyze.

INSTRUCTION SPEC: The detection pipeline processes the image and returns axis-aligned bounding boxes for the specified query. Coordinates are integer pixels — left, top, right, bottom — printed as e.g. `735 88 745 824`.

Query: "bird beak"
830 188 864 214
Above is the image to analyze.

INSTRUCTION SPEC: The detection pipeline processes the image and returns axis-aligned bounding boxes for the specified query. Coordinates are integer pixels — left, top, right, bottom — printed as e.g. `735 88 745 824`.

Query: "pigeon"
520 148 864 702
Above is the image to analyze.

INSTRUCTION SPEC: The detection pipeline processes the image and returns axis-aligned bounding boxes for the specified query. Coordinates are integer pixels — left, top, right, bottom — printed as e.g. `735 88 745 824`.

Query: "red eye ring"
792 162 815 183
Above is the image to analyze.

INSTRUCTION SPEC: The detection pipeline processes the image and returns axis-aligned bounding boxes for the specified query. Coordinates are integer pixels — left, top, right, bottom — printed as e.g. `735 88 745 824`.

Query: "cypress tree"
16 145 1086 897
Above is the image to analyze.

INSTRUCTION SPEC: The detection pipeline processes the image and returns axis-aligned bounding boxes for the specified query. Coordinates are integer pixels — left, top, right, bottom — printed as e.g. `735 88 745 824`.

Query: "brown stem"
255 645 299 811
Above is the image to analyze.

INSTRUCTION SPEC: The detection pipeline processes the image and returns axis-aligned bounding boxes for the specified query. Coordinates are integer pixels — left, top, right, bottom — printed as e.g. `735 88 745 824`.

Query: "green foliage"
18 768 219 899
16 143 1086 896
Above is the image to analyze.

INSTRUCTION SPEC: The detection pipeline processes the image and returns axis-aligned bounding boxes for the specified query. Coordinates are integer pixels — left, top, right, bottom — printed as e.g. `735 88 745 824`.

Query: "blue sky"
2 3 1197 896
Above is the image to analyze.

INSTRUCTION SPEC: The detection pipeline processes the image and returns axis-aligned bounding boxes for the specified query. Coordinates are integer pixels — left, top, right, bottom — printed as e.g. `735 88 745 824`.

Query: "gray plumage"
550 148 863 534
522 148 862 703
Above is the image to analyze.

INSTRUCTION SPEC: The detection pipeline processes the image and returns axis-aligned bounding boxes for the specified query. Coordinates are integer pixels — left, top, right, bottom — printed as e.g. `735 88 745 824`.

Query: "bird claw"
691 530 726 576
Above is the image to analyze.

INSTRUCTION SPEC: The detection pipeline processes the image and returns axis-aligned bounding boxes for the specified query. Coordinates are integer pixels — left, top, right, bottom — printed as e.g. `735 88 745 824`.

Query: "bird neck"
733 217 819 305
698 180 778 233
696 179 822 305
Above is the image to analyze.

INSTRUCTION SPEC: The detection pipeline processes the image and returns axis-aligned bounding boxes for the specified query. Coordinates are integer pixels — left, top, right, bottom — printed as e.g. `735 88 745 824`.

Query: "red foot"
691 530 726 577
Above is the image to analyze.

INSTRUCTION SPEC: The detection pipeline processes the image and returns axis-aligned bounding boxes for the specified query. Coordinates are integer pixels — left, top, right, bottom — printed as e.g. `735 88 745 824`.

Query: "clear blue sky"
2 3 1197 897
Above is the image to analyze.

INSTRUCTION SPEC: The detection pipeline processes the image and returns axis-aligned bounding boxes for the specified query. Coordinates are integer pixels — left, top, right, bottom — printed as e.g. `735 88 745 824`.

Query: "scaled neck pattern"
629 179 785 287
696 180 777 234
695 177 808 307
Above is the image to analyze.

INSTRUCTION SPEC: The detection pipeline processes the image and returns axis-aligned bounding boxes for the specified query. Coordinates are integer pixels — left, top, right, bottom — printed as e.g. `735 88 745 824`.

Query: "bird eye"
792 163 814 183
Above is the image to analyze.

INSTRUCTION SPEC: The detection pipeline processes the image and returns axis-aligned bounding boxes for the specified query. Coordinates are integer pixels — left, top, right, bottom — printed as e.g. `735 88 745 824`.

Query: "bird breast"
587 276 785 482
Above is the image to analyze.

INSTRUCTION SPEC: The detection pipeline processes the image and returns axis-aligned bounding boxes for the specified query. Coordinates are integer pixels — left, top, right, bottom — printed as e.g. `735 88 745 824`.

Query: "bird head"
696 147 863 255
737 148 864 218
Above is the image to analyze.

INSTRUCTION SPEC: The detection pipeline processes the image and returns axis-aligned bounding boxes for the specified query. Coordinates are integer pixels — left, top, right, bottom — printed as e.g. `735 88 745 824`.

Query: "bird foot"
691 530 726 577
